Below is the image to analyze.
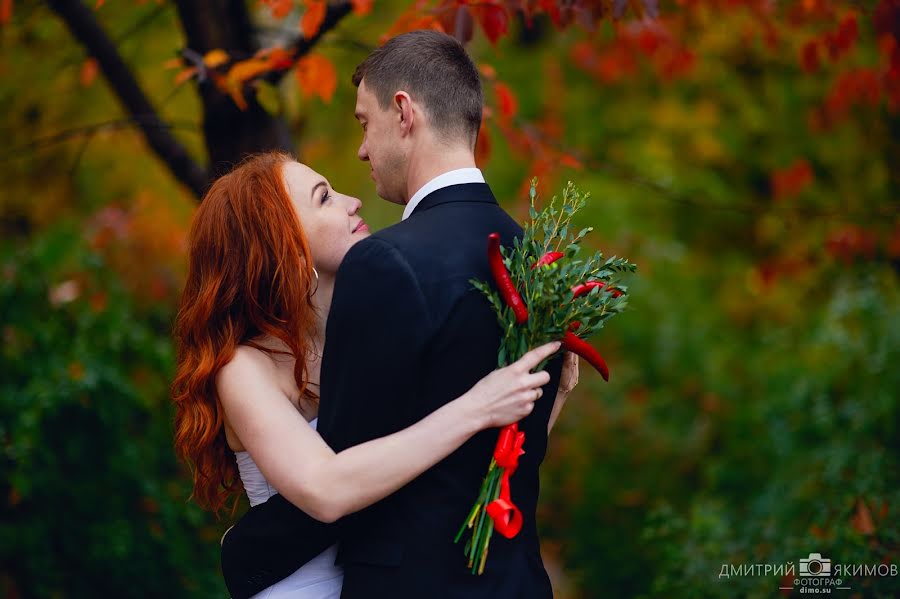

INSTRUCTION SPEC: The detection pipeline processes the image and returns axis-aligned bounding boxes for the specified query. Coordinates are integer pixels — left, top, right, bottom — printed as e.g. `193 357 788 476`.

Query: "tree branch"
45 0 210 198
0 117 201 160
270 1 354 84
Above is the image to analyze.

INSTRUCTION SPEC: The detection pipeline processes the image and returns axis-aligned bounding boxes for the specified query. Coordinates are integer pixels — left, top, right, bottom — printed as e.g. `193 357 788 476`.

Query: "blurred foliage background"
1 0 898 597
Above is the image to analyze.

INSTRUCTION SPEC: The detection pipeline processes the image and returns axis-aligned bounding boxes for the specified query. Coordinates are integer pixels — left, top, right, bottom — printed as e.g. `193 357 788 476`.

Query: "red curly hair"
172 151 319 514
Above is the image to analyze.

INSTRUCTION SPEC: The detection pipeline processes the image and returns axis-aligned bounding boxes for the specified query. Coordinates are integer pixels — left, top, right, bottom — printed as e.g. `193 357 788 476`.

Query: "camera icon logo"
799 553 832 577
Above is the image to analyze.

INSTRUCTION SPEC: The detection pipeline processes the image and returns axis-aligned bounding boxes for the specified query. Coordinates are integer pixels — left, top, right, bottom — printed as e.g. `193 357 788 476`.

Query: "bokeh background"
2 0 898 597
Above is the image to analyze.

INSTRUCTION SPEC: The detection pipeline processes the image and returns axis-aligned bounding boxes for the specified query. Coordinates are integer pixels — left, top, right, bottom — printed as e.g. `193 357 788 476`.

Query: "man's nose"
357 141 369 162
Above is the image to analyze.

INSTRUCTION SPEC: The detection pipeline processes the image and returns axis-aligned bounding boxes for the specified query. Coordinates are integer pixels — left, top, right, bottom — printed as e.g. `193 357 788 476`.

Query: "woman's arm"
218 341 560 523
547 351 579 434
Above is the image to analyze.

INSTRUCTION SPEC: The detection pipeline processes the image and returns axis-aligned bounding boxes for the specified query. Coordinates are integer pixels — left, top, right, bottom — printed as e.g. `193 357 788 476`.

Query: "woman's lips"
353 221 369 233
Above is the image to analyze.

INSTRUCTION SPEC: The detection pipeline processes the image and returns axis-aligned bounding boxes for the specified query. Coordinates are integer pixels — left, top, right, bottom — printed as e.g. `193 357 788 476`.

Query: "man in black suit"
222 30 563 598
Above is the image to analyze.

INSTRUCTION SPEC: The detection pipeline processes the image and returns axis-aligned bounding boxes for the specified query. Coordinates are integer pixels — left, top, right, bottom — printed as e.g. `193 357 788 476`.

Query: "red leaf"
559 154 583 170
1 0 12 25
437 5 473 43
295 54 337 103
836 13 858 54
771 159 813 200
494 82 518 119
473 4 508 45
475 119 491 166
800 40 820 73
301 0 326 39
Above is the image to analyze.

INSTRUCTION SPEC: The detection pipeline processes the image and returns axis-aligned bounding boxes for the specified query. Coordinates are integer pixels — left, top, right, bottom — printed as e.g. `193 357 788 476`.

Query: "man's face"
354 80 407 205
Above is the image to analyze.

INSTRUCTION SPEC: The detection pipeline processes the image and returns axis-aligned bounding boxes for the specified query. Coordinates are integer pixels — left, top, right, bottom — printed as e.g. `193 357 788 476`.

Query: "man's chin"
374 184 406 206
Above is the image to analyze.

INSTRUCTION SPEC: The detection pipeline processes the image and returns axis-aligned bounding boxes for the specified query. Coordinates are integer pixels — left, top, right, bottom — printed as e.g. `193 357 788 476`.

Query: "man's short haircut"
352 30 483 146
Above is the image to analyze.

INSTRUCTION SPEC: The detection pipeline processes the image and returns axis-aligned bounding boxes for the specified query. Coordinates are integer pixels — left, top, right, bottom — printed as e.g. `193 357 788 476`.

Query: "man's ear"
394 91 414 137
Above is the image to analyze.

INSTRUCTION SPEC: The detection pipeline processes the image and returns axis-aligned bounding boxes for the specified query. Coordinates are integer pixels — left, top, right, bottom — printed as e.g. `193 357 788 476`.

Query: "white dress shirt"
402 168 486 221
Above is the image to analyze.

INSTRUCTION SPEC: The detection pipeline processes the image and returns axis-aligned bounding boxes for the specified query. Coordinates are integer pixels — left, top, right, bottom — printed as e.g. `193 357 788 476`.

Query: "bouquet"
454 179 637 574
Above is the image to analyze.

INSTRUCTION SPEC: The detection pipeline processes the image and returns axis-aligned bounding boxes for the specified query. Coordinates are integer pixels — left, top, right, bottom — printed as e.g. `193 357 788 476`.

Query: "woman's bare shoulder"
216 345 280 395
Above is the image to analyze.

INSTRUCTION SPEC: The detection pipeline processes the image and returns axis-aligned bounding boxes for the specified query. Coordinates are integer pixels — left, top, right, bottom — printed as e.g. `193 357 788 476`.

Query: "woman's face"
281 161 370 276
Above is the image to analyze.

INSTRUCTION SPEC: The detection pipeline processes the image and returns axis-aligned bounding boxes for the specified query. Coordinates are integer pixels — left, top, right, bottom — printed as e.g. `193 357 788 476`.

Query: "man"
221 30 563 598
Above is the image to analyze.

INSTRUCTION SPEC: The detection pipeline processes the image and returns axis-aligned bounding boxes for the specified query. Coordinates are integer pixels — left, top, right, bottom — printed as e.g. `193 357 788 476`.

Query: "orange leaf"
225 57 277 110
559 153 583 170
258 46 295 70
68 361 85 381
80 58 99 87
301 0 326 39
850 498 876 535
0 0 12 26
174 66 199 85
268 0 293 19
351 0 373 16
295 54 337 103
479 63 497 81
94 0 104 8
494 82 518 119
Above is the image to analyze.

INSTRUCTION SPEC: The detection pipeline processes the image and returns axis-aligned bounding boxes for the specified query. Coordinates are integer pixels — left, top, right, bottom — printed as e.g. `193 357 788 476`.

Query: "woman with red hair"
172 152 572 598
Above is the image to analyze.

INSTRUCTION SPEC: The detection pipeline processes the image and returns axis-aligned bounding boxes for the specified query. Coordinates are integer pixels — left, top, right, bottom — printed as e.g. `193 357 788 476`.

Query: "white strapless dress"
234 418 344 599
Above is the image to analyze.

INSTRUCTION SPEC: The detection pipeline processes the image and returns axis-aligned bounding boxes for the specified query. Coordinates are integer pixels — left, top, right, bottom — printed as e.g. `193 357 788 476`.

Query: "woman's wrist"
458 389 490 435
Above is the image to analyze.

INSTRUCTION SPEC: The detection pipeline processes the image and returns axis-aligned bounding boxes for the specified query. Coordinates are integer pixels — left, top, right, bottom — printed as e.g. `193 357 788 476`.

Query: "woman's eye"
321 190 330 204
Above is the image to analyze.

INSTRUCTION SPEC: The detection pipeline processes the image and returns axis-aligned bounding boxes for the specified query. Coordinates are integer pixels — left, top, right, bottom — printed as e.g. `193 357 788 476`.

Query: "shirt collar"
402 168 486 221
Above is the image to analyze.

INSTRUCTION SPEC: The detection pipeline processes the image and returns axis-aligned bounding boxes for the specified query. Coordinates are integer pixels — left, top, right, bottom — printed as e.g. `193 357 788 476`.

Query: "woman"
172 152 577 598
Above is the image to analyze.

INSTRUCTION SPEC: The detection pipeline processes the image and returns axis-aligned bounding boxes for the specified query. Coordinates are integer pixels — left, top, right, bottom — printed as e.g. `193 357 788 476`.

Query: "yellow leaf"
204 49 230 69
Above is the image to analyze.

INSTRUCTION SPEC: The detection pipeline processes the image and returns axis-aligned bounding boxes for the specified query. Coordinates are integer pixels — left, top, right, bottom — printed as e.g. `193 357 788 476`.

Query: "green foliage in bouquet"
472 179 637 370
456 180 637 575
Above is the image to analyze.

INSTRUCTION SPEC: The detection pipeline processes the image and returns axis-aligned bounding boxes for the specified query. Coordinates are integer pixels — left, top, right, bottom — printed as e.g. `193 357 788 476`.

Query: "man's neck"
405 145 477 204
310 275 334 344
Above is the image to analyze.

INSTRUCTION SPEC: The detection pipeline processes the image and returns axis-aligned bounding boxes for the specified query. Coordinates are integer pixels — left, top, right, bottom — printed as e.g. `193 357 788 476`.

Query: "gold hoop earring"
311 267 319 296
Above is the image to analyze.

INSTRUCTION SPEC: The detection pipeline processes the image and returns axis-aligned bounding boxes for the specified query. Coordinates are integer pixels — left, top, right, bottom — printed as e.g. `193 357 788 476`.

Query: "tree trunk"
174 0 296 179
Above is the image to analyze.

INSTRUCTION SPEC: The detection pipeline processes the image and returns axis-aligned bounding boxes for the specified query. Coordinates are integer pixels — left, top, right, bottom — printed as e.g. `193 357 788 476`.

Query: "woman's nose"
345 195 362 215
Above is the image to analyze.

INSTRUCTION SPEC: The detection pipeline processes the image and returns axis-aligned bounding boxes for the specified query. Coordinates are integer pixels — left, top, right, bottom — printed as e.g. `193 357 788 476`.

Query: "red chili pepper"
571 280 622 299
531 251 564 270
562 331 610 381
487 233 528 324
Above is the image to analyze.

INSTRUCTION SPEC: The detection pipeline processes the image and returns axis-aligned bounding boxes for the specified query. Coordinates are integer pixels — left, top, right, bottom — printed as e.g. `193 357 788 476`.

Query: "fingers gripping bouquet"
455 180 637 574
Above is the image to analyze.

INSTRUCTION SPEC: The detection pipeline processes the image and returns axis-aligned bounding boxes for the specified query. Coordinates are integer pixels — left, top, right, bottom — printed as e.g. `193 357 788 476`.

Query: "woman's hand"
558 351 580 395
548 351 579 433
466 341 561 429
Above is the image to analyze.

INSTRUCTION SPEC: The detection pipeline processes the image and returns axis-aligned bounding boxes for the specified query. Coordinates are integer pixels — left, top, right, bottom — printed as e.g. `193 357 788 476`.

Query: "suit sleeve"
221 497 338 598
317 237 431 450
220 238 429 597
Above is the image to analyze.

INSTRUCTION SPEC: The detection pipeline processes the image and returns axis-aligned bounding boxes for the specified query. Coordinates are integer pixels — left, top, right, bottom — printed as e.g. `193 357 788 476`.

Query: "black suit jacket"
221 183 562 598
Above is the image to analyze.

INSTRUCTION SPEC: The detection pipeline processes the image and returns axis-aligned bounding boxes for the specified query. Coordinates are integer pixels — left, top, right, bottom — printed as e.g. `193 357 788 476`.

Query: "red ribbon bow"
485 423 526 538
